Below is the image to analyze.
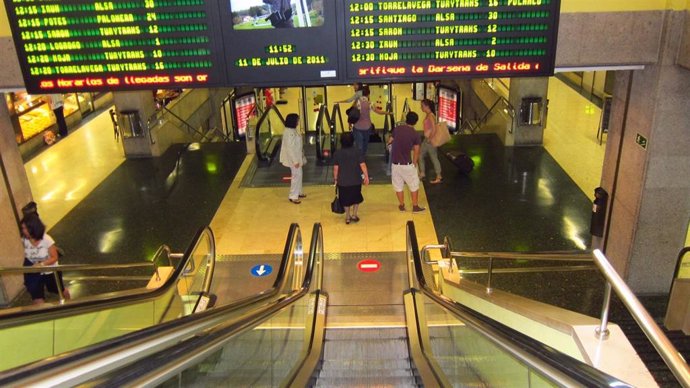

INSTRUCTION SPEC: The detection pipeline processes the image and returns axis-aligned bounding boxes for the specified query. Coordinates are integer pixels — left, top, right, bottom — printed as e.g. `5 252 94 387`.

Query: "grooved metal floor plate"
213 252 409 327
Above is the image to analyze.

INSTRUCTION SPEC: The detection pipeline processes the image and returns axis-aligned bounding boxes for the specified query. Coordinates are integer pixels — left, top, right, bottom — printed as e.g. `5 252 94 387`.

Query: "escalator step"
322 338 410 360
324 327 408 340
316 364 417 378
313 376 420 388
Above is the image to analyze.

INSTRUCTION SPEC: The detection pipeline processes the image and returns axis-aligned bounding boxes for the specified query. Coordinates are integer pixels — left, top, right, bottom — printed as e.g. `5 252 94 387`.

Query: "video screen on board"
230 0 324 29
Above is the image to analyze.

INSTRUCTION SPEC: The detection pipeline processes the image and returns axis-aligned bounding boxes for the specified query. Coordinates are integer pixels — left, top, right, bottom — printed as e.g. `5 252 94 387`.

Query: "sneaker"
412 205 426 213
298 193 307 198
288 198 301 204
398 204 406 212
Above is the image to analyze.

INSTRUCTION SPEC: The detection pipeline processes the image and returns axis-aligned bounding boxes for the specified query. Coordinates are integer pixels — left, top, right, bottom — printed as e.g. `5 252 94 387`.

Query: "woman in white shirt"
279 113 307 204
21 214 70 304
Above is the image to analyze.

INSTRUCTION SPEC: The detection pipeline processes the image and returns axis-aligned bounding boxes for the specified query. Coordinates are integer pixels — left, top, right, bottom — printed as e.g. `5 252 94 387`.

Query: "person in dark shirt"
388 112 425 213
333 132 370 224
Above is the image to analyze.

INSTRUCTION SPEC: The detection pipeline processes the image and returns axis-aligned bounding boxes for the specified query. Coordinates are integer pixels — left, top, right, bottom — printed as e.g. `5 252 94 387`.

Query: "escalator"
255 105 286 167
0 222 656 387
0 226 216 371
314 104 345 166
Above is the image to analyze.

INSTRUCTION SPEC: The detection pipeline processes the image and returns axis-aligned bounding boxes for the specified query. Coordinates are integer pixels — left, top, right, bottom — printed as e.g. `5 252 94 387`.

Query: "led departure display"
345 0 560 80
4 0 226 92
4 0 560 92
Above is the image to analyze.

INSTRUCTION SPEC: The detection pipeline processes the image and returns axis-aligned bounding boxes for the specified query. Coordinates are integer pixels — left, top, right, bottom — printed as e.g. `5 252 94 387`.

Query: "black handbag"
346 107 360 124
331 187 345 214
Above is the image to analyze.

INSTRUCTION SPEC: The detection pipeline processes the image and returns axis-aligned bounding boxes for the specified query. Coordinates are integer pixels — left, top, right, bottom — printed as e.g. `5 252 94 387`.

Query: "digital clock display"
4 0 560 92
221 0 339 85
344 0 560 80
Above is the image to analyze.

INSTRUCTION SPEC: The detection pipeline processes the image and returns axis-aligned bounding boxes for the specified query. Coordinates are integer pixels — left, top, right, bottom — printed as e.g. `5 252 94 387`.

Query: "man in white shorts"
388 112 425 212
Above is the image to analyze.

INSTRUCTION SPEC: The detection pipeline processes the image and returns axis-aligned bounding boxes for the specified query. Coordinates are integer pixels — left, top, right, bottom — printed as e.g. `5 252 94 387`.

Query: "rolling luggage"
445 151 474 174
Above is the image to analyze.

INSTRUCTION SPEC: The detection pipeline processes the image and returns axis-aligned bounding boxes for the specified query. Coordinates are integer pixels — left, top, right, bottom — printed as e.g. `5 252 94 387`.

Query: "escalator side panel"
0 287 176 371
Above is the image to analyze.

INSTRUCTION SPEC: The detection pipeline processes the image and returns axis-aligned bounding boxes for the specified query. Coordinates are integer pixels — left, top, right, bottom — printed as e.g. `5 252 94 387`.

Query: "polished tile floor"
23 80 602 260
24 109 125 229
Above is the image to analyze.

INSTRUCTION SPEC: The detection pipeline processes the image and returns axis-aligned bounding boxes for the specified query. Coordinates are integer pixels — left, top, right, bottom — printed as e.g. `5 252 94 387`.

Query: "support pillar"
112 91 158 158
507 77 549 146
0 98 34 305
600 10 690 293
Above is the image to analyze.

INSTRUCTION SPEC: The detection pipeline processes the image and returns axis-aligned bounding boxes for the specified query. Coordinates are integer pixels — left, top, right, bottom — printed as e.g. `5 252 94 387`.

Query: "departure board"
4 0 561 91
4 0 226 92
345 0 560 80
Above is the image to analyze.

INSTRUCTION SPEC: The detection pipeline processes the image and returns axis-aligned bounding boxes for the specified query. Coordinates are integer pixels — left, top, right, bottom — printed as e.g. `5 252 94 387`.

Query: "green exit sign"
636 134 648 150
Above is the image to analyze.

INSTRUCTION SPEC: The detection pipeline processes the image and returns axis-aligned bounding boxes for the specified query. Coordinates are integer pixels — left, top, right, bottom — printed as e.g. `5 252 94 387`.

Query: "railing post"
53 270 65 304
595 282 612 339
486 257 494 294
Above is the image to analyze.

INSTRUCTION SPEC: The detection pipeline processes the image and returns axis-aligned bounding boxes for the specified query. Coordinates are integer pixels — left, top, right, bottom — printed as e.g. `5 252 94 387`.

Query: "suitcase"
445 151 474 174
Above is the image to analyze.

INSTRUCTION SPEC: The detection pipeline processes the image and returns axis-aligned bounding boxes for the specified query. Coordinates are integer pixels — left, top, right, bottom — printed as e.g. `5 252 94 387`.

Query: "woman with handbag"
333 132 369 224
419 99 443 184
351 86 389 157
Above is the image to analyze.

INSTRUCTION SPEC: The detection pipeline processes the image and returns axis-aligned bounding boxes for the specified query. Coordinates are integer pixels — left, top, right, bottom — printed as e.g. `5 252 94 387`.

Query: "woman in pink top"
419 99 442 184
352 86 388 157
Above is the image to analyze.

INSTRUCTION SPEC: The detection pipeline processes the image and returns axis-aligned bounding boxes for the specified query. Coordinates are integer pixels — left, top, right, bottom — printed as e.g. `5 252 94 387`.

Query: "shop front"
4 91 113 159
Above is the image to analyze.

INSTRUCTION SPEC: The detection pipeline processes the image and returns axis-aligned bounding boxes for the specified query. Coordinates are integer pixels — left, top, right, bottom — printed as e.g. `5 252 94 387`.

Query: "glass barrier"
178 230 214 315
0 229 215 372
256 107 284 157
421 294 558 387
158 294 312 387
449 253 605 318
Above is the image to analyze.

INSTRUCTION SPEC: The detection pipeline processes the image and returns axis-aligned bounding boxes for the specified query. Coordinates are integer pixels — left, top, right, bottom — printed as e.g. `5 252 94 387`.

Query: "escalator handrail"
405 221 634 388
592 249 690 387
314 104 327 162
120 223 325 387
330 103 347 134
0 223 306 387
447 250 596 262
0 227 215 329
671 246 690 287
254 105 286 162
0 262 154 275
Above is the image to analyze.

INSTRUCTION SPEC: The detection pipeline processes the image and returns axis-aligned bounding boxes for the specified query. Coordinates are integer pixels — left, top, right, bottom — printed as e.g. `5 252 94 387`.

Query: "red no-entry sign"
357 259 381 273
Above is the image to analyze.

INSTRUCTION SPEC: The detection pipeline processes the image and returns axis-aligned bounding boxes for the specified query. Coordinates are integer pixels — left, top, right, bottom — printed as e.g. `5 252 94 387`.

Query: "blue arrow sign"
250 264 273 277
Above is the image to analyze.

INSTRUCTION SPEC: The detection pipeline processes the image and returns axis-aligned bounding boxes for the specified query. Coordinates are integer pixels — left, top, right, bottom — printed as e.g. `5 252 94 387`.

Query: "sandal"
345 217 351 224
351 216 360 223
430 177 443 184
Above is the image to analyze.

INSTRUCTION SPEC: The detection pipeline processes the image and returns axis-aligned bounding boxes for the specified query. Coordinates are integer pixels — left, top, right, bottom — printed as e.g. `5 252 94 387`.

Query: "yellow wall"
0 1 11 37
561 0 690 12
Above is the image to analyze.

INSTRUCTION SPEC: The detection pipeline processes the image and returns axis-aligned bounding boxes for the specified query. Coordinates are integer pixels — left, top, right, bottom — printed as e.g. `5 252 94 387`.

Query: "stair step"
313 376 420 388
318 359 416 373
322 338 410 360
325 327 408 340
316 365 416 379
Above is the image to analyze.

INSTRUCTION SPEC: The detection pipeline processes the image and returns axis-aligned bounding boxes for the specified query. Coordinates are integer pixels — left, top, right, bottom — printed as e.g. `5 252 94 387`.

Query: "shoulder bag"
331 186 345 214
430 121 451 147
